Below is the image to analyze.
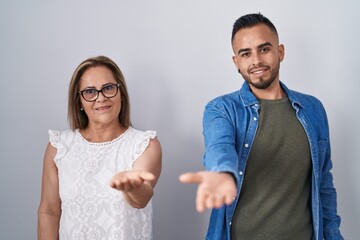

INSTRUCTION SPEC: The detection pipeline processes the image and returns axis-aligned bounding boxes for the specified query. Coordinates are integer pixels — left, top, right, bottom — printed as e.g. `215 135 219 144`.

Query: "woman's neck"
81 122 127 143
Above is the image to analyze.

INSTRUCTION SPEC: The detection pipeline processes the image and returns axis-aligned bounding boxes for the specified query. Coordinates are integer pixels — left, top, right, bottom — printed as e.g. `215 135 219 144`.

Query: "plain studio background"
0 0 359 239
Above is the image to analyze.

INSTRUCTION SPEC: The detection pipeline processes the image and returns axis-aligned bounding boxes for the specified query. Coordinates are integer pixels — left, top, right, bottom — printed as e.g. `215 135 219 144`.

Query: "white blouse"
49 127 156 240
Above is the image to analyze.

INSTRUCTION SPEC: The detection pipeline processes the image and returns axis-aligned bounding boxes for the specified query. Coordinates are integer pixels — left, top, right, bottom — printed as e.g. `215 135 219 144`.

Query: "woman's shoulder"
49 129 75 136
125 127 159 161
127 127 157 140
48 129 77 147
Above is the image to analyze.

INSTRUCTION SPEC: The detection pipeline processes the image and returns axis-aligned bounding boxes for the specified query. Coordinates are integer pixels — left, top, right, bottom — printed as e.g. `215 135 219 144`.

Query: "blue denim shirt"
202 81 343 240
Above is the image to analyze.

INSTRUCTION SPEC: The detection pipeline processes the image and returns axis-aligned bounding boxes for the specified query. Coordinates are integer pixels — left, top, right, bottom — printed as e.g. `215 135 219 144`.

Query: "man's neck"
249 80 286 100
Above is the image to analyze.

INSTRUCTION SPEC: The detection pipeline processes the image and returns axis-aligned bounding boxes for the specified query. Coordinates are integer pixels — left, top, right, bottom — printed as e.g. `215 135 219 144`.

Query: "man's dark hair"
231 13 278 43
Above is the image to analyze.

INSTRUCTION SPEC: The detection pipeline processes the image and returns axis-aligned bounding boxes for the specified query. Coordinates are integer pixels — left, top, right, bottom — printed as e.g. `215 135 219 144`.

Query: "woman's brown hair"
68 56 131 130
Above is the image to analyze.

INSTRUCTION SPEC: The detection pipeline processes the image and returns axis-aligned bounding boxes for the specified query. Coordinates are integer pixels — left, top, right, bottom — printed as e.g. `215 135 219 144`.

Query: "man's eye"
240 52 250 57
261 47 270 53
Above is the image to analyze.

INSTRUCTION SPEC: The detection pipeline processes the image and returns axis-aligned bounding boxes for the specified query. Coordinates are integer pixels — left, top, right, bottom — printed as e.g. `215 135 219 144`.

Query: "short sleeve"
48 129 74 165
132 130 157 162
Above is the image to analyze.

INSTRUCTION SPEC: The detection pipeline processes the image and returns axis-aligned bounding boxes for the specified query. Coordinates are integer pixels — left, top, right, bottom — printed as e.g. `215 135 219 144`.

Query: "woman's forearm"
37 210 60 240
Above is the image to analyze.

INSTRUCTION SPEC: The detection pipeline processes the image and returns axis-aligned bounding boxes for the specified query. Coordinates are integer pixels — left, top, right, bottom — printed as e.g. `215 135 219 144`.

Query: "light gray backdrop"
0 0 359 239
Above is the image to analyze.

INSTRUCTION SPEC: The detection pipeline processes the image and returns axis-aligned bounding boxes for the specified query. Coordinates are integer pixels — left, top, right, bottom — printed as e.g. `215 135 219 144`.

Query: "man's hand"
110 171 155 192
179 171 237 212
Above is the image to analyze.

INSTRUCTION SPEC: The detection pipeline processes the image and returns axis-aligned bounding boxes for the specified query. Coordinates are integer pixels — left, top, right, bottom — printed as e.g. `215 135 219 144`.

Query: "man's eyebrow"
237 42 273 55
257 42 273 49
237 48 251 55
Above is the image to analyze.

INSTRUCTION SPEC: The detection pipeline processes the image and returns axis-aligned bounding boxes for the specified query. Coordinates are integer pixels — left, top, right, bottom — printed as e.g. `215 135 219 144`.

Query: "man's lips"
249 67 269 76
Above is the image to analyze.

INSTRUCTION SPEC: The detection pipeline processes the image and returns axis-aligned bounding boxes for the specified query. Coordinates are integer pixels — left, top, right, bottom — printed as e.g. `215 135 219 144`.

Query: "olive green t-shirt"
231 98 312 240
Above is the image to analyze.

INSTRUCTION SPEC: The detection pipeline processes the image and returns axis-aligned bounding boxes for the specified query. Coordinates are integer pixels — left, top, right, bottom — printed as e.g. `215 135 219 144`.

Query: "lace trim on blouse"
75 127 131 146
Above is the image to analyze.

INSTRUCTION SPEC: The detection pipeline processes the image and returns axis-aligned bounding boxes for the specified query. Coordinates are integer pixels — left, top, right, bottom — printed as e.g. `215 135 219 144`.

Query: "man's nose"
251 52 262 66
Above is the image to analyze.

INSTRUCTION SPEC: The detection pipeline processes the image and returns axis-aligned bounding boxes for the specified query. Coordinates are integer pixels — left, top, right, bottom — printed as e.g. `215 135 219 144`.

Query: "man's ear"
278 44 285 62
232 55 240 71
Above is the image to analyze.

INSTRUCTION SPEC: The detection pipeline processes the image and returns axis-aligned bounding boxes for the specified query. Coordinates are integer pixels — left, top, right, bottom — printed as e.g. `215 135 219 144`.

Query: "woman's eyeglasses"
79 83 120 102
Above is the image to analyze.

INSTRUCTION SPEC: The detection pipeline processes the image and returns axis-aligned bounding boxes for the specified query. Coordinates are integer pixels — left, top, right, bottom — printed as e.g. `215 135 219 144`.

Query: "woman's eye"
104 85 114 91
84 89 96 94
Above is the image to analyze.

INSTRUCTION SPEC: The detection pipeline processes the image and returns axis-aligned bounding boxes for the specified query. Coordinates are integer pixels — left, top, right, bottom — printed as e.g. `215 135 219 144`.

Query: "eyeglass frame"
78 83 120 102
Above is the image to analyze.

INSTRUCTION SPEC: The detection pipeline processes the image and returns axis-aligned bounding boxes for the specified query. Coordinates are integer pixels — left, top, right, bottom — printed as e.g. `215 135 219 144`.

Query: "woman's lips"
96 106 111 111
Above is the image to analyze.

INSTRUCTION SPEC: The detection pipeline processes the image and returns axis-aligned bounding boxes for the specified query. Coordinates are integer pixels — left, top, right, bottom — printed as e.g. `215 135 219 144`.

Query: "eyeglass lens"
81 84 118 101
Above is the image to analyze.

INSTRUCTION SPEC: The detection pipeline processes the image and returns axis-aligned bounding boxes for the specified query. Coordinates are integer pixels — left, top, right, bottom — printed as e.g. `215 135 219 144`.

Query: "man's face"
232 24 284 90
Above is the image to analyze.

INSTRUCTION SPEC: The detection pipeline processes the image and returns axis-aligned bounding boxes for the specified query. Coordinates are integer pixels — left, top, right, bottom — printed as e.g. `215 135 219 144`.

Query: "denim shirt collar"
239 81 304 110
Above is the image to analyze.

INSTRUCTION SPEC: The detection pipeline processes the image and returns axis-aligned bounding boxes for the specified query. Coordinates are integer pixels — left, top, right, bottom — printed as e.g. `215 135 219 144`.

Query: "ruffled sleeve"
48 129 74 165
132 130 157 162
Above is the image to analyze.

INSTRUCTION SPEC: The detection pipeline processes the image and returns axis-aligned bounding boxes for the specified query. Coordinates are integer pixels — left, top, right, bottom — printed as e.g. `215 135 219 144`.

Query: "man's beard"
238 60 280 89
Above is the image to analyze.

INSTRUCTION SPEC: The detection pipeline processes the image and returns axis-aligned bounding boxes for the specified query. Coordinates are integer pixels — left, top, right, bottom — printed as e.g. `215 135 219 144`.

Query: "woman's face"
79 66 121 128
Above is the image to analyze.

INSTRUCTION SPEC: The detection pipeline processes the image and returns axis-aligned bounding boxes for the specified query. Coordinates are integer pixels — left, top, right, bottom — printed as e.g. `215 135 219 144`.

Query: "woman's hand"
109 137 162 209
110 171 155 192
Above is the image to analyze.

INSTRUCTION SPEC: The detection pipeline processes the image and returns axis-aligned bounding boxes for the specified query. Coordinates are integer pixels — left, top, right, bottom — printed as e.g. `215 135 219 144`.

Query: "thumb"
139 171 156 181
179 172 203 184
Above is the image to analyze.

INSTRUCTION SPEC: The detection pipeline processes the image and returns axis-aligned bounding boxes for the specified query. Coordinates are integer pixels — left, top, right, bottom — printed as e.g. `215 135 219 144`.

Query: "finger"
128 177 142 189
224 183 237 205
196 188 207 213
109 172 126 184
113 177 130 190
120 176 129 184
120 177 134 192
179 172 202 184
224 194 236 205
214 195 226 209
118 181 133 192
124 183 134 192
205 194 216 210
109 182 116 189
110 180 124 190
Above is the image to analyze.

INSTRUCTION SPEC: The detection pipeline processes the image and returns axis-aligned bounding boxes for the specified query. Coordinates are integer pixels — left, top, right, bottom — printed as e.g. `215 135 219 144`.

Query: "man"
180 13 343 240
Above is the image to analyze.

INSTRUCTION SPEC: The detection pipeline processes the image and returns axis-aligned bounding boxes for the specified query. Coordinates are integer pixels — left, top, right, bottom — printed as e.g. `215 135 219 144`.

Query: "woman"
38 56 162 240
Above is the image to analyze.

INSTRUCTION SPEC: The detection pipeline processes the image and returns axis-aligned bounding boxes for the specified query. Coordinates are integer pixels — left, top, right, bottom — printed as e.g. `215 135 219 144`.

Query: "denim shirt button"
244 143 249 148
229 221 232 226
253 117 257 121
239 171 243 175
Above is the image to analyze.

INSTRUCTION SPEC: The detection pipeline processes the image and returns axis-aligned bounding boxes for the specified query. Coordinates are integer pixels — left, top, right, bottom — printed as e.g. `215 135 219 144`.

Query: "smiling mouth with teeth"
96 106 111 111
250 67 269 76
252 69 266 73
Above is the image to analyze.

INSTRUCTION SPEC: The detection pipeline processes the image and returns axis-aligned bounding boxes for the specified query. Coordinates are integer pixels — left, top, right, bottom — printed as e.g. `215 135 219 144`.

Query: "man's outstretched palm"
179 171 237 212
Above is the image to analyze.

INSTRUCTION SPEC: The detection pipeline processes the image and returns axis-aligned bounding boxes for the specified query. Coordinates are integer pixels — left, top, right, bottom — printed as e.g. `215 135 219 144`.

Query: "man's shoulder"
207 89 242 107
284 84 324 109
290 90 323 104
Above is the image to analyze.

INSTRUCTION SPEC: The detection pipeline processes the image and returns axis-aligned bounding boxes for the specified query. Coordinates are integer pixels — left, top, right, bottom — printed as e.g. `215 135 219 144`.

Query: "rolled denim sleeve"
319 107 344 240
321 144 343 239
202 101 240 185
